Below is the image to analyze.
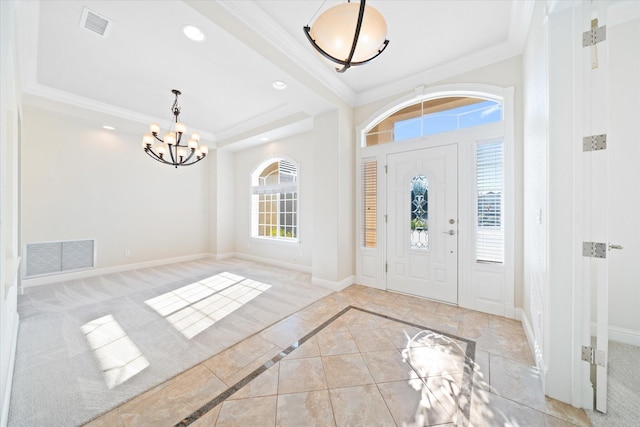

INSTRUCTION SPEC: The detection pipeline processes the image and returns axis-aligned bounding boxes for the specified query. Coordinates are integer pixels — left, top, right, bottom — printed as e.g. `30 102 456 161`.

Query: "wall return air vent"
80 7 111 37
23 239 95 279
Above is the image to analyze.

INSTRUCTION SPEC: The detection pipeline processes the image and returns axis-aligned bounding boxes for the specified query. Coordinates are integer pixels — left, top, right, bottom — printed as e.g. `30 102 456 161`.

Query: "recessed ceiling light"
183 25 205 42
272 81 287 90
103 125 115 130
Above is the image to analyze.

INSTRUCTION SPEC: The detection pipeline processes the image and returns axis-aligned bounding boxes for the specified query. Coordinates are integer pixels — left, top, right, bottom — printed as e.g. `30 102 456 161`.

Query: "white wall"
522 0 549 383
232 134 314 269
311 109 355 289
1 1 21 424
21 104 210 279
212 149 235 258
606 14 640 342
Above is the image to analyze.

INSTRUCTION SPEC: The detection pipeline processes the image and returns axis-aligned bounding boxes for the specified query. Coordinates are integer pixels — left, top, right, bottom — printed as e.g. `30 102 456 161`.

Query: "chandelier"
142 89 208 168
303 0 389 73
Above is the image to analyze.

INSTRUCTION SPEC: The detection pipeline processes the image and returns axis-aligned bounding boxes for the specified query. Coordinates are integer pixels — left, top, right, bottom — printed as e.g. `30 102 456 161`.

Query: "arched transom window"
251 158 298 240
365 97 502 146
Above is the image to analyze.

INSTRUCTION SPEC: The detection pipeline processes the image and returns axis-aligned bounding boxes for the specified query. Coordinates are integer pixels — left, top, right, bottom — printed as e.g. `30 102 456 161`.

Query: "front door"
386 144 458 303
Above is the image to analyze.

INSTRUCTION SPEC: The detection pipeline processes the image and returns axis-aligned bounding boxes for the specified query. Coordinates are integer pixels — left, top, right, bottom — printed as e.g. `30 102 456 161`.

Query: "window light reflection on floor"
81 314 150 389
145 272 272 339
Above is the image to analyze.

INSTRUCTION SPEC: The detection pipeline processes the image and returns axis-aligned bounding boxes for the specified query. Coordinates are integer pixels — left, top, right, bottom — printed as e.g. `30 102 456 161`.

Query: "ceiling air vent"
80 7 111 37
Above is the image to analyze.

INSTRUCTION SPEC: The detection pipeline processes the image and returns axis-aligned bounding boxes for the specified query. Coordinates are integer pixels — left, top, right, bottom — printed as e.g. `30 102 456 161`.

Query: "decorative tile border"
175 306 476 427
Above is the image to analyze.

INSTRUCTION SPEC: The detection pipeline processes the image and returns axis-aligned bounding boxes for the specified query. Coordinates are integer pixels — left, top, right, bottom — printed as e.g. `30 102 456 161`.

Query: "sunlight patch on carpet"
81 314 150 389
145 272 272 339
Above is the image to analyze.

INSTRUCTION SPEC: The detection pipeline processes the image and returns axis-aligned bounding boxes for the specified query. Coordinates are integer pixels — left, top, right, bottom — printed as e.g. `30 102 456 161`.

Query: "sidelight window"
476 141 503 263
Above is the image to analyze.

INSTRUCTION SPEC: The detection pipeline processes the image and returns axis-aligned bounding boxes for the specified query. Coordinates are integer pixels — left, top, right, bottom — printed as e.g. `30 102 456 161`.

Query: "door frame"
355 84 515 318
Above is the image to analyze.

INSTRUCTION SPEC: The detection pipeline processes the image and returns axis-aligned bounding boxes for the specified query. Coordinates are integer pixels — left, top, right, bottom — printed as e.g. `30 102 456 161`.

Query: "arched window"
365 96 502 146
251 158 298 240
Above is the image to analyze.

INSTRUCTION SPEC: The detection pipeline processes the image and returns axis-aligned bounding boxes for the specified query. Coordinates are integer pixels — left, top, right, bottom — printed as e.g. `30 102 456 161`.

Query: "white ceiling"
15 0 532 150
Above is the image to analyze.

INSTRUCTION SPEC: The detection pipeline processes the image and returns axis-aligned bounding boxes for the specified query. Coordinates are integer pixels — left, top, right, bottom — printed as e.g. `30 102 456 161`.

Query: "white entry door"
386 145 458 303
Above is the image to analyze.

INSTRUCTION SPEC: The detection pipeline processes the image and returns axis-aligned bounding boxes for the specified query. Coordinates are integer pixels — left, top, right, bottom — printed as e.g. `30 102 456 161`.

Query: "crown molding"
218 114 314 152
14 0 39 93
508 0 535 51
21 84 216 144
215 0 357 106
355 40 522 107
214 103 300 142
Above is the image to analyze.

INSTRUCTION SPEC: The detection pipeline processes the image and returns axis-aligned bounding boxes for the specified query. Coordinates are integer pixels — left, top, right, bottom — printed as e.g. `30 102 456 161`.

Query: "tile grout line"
353 306 476 426
175 304 477 427
174 306 352 426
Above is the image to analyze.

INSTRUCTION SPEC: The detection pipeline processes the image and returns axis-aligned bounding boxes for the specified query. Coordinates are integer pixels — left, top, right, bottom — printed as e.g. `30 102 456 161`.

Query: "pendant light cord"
307 0 329 25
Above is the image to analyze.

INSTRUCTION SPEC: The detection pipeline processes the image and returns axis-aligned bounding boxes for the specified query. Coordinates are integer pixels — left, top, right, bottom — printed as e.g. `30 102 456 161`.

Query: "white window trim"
250 155 300 243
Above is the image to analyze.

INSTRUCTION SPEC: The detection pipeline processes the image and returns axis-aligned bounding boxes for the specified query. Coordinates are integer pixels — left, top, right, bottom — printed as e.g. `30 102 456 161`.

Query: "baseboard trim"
21 253 211 287
212 252 235 260
1 313 19 427
311 275 354 292
519 308 547 375
233 252 312 274
590 322 640 346
504 304 517 320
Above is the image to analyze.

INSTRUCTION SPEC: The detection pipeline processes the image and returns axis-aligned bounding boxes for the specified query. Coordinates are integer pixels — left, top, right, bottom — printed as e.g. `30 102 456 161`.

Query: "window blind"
362 159 377 248
476 141 504 263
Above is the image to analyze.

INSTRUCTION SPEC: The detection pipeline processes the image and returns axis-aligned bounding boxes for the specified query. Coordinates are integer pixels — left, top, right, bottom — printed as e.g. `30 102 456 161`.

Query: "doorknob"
608 244 623 250
443 230 455 235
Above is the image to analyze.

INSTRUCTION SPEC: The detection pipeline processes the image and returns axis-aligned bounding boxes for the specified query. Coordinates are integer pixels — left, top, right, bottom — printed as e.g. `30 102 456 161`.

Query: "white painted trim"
356 84 514 316
233 252 312 274
503 86 516 315
519 308 547 375
215 0 356 106
357 83 506 140
311 275 354 292
514 307 524 321
20 253 211 287
355 42 522 107
1 314 19 427
590 323 640 347
508 0 536 50
21 85 216 144
212 252 235 260
504 304 517 320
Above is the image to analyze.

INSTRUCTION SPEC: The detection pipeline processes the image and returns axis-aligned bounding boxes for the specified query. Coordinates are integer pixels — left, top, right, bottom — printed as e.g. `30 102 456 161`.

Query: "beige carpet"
8 258 331 427
587 341 640 426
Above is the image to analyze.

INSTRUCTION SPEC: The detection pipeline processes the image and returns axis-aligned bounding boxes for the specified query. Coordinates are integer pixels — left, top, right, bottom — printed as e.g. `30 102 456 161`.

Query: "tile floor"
84 285 591 427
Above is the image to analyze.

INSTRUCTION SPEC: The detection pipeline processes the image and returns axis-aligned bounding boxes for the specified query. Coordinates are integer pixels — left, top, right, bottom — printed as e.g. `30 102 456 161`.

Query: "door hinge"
583 134 607 152
384 214 388 223
384 165 388 174
582 21 606 47
582 242 607 259
385 262 388 273
581 346 606 367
